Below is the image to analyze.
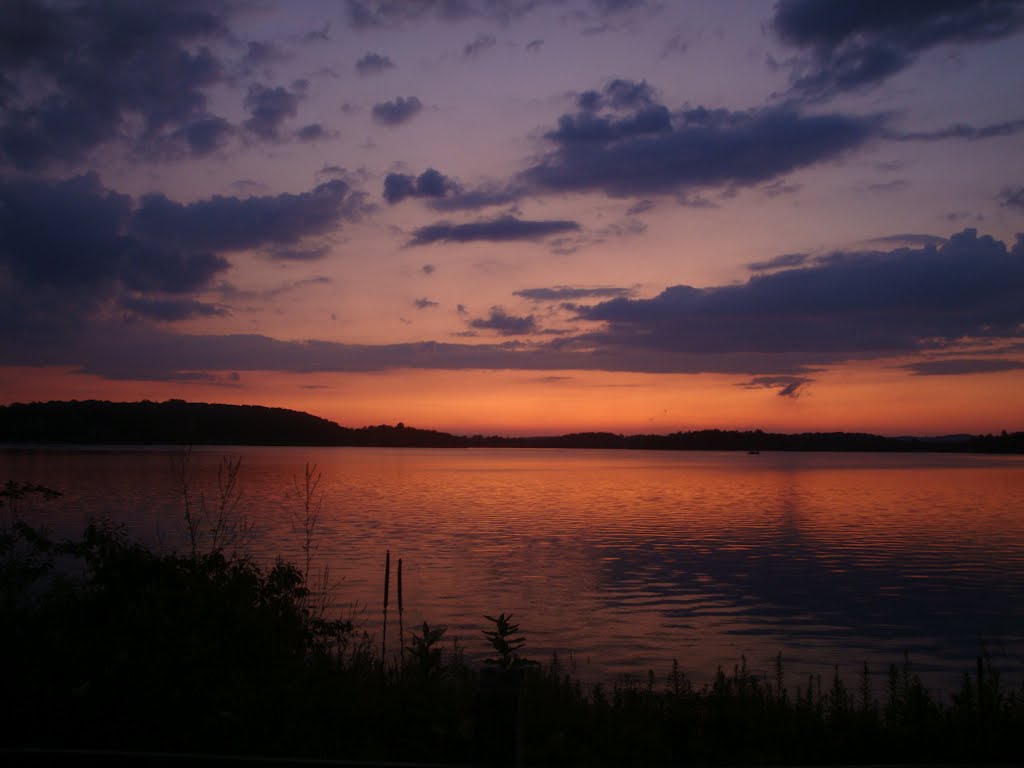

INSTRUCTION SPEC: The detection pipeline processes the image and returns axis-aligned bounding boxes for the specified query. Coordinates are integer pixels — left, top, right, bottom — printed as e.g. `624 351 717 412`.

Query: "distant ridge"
0 400 1021 453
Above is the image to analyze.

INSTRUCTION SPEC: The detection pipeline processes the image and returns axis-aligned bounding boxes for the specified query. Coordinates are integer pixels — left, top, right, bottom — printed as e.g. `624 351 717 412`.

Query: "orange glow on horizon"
2 363 1022 438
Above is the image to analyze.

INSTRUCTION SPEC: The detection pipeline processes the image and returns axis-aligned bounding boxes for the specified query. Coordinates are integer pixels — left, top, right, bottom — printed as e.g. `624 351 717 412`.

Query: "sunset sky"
2 0 1023 436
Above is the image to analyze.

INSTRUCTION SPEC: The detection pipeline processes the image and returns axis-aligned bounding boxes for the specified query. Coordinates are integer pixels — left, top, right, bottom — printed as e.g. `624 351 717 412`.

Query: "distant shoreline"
2 399 1022 453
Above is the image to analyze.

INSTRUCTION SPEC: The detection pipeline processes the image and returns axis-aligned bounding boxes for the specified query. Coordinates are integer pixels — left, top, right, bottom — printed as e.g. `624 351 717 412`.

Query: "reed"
398 557 404 665
382 548 390 663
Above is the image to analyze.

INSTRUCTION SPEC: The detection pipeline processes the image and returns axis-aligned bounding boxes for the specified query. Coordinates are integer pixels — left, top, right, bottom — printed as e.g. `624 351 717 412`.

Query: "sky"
1 0 1023 436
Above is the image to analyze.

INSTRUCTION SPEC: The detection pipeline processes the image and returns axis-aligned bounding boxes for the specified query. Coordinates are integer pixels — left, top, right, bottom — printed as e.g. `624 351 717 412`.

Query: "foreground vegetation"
2 480 1023 765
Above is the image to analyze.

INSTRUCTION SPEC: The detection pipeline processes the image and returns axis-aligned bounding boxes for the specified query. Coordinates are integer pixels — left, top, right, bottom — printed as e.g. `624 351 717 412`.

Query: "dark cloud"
772 0 1024 99
295 123 332 142
428 183 525 211
243 83 301 140
998 186 1024 210
526 39 544 52
942 210 984 223
579 78 658 111
742 375 813 398
514 286 633 301
241 40 284 69
131 180 366 252
575 228 1024 364
345 0 654 28
470 307 537 335
355 51 395 75
866 179 908 193
886 119 1024 143
316 164 350 181
906 358 1024 376
408 215 580 245
761 180 802 198
522 79 881 197
383 168 458 203
120 295 226 322
660 29 688 58
304 22 331 42
746 252 810 272
177 115 234 155
267 246 332 262
464 33 497 57
422 264 436 275
626 199 656 215
382 166 524 210
414 297 439 309
371 96 423 126
0 0 230 169
862 234 947 248
0 173 230 330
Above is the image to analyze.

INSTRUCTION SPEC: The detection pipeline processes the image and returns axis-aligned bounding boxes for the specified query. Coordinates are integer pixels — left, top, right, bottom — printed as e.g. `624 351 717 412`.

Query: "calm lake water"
3 446 1023 694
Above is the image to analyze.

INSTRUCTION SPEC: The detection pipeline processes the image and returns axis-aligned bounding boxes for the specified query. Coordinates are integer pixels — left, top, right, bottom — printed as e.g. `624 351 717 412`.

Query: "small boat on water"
747 449 760 455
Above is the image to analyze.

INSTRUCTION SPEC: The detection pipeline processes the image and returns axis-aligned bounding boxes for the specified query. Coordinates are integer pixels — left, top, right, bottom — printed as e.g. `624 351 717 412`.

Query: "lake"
3 446 1023 695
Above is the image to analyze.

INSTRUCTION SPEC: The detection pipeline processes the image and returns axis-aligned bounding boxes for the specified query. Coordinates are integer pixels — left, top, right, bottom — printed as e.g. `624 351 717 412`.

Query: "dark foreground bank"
2 486 1022 766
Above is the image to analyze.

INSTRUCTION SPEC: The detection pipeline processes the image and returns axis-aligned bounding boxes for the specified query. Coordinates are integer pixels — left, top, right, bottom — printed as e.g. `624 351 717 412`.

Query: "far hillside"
0 400 1021 452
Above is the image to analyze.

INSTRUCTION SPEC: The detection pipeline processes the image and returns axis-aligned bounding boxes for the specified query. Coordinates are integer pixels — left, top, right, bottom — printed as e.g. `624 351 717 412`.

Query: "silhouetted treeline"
1 399 1022 452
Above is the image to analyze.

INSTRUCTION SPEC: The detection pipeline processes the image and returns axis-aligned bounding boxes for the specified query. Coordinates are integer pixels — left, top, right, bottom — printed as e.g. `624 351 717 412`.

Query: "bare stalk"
293 462 322 584
171 447 199 558
171 450 250 558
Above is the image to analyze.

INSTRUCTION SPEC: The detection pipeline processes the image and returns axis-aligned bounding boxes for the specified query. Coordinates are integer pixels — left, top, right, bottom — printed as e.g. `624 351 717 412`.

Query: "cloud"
514 286 633 301
176 115 234 155
316 164 350 181
745 252 810 272
382 165 525 210
120 295 226 322
886 119 1024 143
295 123 334 142
522 79 881 197
304 22 331 42
130 180 367 252
464 33 497 57
906 358 1024 376
267 246 332 262
6 210 1024 383
383 168 459 203
574 228 1024 364
243 83 302 140
861 234 947 248
526 39 544 52
422 264 436 275
998 186 1024 210
741 375 813 398
470 307 537 335
0 173 230 332
427 183 525 211
414 297 439 309
772 0 1024 99
0 0 230 169
866 179 908 193
355 51 395 75
241 40 284 71
345 0 656 28
408 215 580 245
371 96 423 126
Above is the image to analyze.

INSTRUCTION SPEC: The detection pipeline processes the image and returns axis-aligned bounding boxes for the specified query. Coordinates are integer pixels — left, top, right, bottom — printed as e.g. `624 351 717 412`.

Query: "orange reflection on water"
2 446 1022 689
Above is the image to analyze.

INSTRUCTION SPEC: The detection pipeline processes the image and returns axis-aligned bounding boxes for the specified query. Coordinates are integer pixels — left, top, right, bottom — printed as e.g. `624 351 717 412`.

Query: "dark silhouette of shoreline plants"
2 479 1023 766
